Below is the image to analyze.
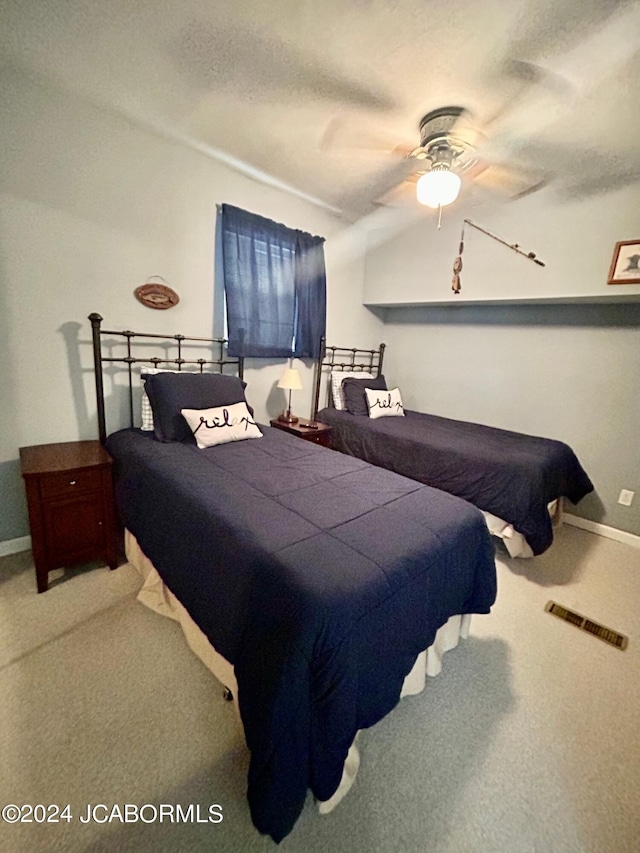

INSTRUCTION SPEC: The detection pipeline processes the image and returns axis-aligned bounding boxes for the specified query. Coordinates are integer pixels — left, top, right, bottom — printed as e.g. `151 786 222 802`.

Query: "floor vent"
545 601 628 650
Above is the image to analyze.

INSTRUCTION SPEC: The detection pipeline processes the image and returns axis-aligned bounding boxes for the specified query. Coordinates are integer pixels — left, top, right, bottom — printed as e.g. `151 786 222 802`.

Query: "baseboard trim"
564 513 640 549
0 535 32 558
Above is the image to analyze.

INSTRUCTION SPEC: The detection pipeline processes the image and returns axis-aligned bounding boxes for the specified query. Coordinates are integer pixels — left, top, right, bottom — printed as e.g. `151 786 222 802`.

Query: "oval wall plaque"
134 282 180 309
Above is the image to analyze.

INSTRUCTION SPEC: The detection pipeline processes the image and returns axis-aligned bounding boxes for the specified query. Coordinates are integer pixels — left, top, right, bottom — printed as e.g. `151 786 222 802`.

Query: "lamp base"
277 411 298 425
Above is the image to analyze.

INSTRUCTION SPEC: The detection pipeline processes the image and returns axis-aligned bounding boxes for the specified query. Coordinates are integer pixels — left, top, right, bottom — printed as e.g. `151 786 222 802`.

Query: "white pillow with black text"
365 387 405 419
181 401 263 448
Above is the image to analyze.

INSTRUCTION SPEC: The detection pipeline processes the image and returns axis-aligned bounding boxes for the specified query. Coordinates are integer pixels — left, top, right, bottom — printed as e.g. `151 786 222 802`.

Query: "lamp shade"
416 168 461 209
277 367 303 391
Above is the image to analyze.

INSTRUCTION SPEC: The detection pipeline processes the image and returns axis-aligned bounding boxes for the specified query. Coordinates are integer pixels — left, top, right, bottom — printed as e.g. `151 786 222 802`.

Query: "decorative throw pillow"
330 371 375 410
342 375 388 416
145 372 252 442
140 367 182 431
366 387 405 419
181 401 262 449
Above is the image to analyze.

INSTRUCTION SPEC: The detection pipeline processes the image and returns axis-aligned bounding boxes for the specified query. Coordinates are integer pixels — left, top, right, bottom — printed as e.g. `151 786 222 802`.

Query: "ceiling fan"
400 104 548 209
329 0 640 219
329 102 551 218
405 106 477 208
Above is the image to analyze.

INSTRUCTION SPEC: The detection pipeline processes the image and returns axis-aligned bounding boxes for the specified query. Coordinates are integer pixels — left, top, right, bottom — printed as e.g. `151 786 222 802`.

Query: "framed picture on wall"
607 240 640 285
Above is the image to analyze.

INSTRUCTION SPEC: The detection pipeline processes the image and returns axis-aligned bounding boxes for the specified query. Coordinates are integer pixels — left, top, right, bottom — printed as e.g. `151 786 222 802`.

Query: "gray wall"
0 68 382 545
359 187 640 536
362 184 640 306
373 303 640 535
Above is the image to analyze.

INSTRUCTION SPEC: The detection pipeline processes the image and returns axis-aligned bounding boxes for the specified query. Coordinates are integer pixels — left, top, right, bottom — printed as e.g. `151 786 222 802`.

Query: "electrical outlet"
618 489 635 507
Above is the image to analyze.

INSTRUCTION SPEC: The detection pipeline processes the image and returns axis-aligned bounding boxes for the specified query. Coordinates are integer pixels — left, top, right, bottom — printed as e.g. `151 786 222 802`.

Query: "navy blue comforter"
317 408 594 555
106 426 496 841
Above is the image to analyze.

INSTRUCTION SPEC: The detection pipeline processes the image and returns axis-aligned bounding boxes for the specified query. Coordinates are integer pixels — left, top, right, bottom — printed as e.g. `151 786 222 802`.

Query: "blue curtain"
293 231 326 358
220 204 326 358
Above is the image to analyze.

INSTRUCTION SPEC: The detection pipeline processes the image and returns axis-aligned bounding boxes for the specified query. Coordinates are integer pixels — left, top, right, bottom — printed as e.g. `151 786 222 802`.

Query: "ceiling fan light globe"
416 169 461 208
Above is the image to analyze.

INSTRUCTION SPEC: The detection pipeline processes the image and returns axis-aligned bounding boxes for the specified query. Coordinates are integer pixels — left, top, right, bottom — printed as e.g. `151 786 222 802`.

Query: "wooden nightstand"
20 440 118 593
269 419 332 448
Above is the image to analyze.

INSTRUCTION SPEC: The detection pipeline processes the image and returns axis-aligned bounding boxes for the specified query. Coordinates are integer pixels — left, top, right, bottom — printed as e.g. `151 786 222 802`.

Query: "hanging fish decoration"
452 223 464 294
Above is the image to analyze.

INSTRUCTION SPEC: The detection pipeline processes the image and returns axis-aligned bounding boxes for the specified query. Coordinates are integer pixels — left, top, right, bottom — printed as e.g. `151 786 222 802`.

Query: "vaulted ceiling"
2 0 639 218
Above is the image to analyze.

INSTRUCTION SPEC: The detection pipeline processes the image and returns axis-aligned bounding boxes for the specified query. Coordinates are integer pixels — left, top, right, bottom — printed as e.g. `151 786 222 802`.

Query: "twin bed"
105 423 495 841
88 316 590 841
312 340 593 558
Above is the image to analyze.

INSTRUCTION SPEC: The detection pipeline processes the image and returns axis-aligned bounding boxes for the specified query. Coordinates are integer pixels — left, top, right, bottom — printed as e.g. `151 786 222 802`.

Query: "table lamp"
277 367 302 424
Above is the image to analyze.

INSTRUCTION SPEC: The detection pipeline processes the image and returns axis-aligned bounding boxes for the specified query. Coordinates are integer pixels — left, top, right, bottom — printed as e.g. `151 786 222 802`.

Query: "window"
219 204 326 358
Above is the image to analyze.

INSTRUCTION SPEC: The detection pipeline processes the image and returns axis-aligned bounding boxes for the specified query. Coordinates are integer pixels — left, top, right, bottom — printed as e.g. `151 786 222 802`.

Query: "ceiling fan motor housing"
418 106 467 148
412 105 478 175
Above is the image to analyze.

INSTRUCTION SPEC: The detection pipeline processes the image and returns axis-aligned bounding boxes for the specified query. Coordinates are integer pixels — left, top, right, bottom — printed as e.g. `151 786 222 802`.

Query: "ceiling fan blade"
564 165 640 200
319 114 413 156
337 156 419 216
505 1 640 93
512 140 640 200
172 20 396 111
469 159 549 201
480 62 569 138
377 174 423 207
483 3 640 148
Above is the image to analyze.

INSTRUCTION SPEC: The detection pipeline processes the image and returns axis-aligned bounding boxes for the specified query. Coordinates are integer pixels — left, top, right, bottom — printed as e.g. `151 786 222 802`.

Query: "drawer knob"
69 480 77 485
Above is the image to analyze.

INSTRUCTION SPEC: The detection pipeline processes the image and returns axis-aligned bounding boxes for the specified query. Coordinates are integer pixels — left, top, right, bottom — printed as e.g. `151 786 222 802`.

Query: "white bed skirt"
125 530 472 813
481 498 563 558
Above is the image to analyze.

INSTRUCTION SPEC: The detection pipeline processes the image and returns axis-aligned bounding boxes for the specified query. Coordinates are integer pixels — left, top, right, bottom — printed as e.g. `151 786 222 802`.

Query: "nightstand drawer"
39 467 103 499
306 432 331 447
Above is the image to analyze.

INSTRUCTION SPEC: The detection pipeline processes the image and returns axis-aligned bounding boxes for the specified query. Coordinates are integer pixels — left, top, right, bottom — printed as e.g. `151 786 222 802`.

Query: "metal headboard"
312 336 385 419
89 313 244 443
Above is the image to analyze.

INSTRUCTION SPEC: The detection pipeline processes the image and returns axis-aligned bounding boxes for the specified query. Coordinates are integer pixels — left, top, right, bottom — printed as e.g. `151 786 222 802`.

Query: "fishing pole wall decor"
451 219 546 294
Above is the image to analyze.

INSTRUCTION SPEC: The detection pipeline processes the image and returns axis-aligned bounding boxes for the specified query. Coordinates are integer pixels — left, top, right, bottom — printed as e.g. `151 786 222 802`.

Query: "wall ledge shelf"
364 293 640 309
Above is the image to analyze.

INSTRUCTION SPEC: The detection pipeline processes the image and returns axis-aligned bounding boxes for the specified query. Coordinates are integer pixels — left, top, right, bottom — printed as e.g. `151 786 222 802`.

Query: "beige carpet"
0 524 638 852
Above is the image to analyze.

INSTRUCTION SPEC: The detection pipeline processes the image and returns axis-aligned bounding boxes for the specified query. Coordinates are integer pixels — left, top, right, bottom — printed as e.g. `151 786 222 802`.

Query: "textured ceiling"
1 0 639 218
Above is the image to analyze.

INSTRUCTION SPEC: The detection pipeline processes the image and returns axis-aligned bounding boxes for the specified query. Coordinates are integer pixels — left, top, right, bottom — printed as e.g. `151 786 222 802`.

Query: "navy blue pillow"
342 374 387 416
145 372 252 442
